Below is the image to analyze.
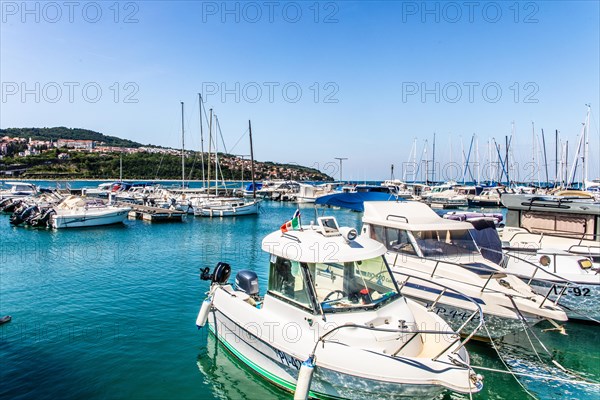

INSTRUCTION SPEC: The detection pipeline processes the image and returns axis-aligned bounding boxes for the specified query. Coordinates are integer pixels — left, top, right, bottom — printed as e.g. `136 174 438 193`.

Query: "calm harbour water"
0 182 598 399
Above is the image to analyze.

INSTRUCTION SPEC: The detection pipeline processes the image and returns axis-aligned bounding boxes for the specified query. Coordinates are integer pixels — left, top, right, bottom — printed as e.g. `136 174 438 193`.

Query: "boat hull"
197 202 259 217
207 309 447 399
527 279 600 322
50 209 130 229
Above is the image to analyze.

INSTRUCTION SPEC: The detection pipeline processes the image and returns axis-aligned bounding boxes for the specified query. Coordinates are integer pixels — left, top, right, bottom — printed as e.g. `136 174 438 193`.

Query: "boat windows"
369 225 418 255
411 229 479 258
311 257 399 312
268 256 313 310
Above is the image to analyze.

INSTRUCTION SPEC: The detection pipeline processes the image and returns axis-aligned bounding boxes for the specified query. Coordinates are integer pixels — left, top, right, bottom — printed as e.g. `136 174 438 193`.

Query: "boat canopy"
261 225 385 263
362 201 474 231
315 192 399 212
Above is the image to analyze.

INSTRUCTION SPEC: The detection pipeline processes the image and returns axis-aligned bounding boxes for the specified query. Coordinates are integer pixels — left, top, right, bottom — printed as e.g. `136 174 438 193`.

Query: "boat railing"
312 275 484 363
396 251 571 306
505 227 600 245
480 246 575 308
397 253 531 298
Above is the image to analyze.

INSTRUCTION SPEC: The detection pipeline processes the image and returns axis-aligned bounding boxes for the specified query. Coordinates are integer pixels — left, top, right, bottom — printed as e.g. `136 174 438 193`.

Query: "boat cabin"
261 217 401 313
362 202 482 261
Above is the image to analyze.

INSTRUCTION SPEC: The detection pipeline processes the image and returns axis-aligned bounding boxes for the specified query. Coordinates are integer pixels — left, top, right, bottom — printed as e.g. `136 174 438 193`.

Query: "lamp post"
334 157 348 182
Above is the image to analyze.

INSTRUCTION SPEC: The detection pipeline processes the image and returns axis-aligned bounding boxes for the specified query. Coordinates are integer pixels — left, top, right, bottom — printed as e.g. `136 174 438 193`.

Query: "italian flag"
280 209 301 232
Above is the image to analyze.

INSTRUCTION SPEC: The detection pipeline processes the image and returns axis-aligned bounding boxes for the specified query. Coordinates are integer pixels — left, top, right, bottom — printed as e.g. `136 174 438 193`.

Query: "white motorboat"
361 201 568 338
0 181 38 199
196 216 483 398
50 195 131 229
295 182 339 203
195 198 260 217
468 187 503 207
497 193 600 321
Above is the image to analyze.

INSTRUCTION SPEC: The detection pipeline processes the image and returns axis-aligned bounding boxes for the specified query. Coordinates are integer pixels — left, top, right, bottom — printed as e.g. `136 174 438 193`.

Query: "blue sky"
1 1 599 181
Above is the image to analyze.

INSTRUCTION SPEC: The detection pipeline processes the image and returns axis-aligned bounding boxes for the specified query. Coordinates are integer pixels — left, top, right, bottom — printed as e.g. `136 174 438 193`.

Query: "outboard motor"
10 204 38 226
200 262 232 285
235 270 260 299
0 198 13 211
196 262 231 328
29 208 55 228
2 199 21 213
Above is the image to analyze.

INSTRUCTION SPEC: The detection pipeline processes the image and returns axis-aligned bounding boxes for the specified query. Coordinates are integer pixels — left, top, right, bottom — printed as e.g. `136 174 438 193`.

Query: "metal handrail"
503 228 600 244
386 214 409 223
480 246 575 307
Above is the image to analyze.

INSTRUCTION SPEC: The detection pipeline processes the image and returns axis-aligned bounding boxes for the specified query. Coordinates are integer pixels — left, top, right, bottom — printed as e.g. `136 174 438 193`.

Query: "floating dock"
120 203 186 222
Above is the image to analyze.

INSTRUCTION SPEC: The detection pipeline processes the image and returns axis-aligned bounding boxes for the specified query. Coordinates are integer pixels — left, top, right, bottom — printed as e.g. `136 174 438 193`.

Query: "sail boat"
195 120 260 217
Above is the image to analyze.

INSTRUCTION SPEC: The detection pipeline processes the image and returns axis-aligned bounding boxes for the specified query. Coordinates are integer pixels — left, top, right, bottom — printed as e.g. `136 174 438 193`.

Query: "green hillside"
1 127 145 148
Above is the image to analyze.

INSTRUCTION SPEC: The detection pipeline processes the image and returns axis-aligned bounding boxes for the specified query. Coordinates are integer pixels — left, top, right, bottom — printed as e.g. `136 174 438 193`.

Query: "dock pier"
119 202 186 222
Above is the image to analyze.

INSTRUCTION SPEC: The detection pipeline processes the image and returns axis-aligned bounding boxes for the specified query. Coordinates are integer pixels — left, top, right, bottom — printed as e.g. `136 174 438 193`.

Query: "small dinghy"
0 315 12 325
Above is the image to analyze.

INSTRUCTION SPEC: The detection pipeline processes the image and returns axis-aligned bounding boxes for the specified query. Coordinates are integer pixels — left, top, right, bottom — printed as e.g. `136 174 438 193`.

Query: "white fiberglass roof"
261 225 385 263
362 201 474 231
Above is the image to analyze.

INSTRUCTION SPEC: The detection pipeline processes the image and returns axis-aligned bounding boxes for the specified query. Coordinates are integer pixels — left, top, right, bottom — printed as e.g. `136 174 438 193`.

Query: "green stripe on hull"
206 323 344 400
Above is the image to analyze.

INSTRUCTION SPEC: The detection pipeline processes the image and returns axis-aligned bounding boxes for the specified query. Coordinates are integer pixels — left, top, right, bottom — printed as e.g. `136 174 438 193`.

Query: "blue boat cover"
315 192 401 212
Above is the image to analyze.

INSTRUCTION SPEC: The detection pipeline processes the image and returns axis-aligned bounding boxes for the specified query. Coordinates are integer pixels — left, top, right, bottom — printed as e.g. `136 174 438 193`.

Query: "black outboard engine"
29 208 55 228
235 270 259 299
0 198 13 211
200 262 232 285
2 199 21 213
10 204 38 226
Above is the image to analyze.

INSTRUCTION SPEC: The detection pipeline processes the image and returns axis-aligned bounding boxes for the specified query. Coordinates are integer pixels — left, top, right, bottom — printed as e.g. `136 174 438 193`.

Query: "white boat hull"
208 309 449 399
50 209 130 229
197 202 259 217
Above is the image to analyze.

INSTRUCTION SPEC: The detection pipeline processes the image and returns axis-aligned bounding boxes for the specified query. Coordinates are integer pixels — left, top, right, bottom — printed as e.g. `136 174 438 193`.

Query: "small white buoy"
294 356 315 400
196 297 213 328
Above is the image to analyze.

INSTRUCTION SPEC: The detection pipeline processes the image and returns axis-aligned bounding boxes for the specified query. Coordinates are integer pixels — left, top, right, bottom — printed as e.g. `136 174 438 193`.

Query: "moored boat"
50 195 131 229
361 201 568 338
196 215 483 398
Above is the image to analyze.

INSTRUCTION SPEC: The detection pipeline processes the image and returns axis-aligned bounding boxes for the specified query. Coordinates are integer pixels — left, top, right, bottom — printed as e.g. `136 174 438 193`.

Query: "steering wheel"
323 290 346 302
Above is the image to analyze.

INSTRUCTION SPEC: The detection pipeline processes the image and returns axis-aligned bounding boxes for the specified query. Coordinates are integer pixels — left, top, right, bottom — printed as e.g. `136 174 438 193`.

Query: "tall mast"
564 140 569 188
199 93 206 189
541 128 549 185
555 129 559 184
431 132 436 183
207 108 213 195
181 101 185 189
249 120 256 199
214 114 219 196
584 104 591 186
531 121 536 185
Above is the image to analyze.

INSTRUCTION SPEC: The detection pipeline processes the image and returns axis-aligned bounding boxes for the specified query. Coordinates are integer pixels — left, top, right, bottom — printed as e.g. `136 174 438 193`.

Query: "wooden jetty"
119 202 186 222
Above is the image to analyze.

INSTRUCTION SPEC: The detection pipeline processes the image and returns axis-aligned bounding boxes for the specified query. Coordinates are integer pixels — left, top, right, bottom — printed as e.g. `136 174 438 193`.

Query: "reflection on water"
196 329 287 400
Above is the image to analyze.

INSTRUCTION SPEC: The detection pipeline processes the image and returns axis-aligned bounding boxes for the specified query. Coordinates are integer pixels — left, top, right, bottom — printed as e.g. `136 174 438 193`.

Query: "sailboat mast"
584 104 591 186
555 129 559 184
199 93 206 189
181 101 185 189
431 132 436 183
541 128 549 185
214 114 219 196
249 120 256 199
207 108 213 195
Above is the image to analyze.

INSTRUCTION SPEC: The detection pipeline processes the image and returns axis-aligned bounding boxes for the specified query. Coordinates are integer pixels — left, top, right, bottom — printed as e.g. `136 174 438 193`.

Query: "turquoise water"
1 197 598 399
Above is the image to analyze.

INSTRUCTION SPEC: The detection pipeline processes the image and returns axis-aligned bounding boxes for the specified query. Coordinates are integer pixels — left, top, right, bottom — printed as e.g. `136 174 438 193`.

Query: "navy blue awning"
315 192 401 212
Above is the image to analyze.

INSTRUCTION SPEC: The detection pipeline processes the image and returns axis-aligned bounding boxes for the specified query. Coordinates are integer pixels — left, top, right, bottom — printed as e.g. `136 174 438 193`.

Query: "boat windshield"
309 256 400 312
268 256 314 311
411 229 479 258
370 225 479 258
